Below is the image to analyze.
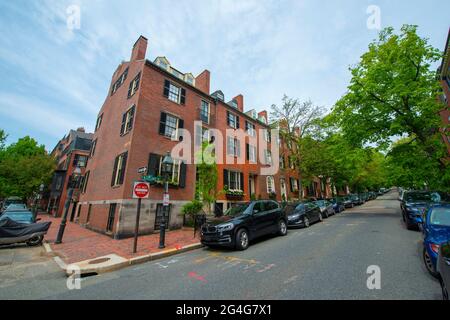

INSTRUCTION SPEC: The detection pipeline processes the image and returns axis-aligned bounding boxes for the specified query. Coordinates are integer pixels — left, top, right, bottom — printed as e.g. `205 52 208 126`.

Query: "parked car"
437 241 450 300
327 197 345 213
350 194 363 206
342 196 354 208
368 191 377 200
401 191 439 230
2 203 27 213
1 196 23 212
200 200 288 250
421 203 450 278
284 201 323 228
0 209 37 224
314 200 335 218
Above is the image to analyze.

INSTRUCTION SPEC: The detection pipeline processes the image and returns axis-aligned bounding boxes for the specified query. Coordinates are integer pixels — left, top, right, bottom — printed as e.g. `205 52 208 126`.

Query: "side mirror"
253 210 259 214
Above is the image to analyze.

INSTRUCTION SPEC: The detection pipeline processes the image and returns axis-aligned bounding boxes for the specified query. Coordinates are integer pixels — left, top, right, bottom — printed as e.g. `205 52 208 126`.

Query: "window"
266 176 275 193
111 152 128 187
245 121 256 136
163 80 186 104
200 100 209 123
159 112 183 139
82 171 90 193
55 176 63 191
289 156 295 169
263 129 271 142
120 105 135 135
264 150 272 165
106 203 117 232
227 136 241 157
227 111 239 129
224 170 242 191
111 68 128 95
290 177 298 192
246 144 257 163
147 153 187 188
73 155 87 167
280 156 285 169
230 99 238 109
95 114 103 132
127 72 141 98
90 139 97 157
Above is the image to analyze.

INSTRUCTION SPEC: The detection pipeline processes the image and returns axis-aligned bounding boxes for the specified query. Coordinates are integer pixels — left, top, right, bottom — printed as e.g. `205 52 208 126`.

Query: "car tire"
323 211 329 218
26 235 43 246
440 276 449 300
423 248 439 279
235 229 249 251
303 216 310 228
405 217 416 231
278 220 288 236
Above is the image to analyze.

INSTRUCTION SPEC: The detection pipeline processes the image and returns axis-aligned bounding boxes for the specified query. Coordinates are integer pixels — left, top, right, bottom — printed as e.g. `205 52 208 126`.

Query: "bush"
181 200 203 216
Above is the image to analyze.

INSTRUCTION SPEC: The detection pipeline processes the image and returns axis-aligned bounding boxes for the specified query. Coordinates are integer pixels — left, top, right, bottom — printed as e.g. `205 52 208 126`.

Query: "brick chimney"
130 36 148 61
232 94 244 112
258 111 268 123
195 70 210 94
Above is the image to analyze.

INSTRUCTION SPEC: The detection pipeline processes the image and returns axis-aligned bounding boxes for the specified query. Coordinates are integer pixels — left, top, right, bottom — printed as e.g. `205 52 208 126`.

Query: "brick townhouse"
76 36 328 239
47 127 93 218
437 28 450 154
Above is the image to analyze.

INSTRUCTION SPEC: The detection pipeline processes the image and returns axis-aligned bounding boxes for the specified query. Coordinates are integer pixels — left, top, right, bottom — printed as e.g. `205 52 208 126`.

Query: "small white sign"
163 193 170 206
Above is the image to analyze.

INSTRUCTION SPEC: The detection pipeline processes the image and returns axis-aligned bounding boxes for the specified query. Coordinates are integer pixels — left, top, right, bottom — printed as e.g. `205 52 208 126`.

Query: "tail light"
429 243 440 254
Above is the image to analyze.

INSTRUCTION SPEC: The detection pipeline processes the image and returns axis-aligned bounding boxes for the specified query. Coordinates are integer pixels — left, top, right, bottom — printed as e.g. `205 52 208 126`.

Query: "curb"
44 240 203 276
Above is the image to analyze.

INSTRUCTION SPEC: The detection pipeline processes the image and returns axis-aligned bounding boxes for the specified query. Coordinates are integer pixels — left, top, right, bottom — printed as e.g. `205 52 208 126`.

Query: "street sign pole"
133 197 142 254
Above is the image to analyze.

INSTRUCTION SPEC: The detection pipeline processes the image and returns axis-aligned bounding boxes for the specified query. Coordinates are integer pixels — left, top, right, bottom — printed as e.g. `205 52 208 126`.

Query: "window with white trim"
165 114 178 138
127 73 141 98
264 149 272 165
159 158 182 184
248 145 257 163
227 136 240 157
228 171 242 191
200 100 209 123
245 121 256 136
266 176 275 193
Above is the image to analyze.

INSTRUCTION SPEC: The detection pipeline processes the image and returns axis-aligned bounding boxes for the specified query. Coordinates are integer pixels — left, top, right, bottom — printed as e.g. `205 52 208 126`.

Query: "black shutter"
179 162 187 188
111 156 119 186
127 80 133 98
240 172 244 192
180 88 186 105
246 143 249 161
120 112 127 135
159 112 167 135
226 111 230 126
147 153 161 177
236 115 240 129
163 80 170 97
223 169 229 188
290 178 294 192
119 152 127 184
178 119 184 141
127 106 135 132
245 121 249 131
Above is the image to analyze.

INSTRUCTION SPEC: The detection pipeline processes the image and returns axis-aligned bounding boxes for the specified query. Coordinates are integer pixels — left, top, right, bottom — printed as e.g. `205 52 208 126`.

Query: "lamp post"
55 166 81 244
32 183 45 222
159 151 173 249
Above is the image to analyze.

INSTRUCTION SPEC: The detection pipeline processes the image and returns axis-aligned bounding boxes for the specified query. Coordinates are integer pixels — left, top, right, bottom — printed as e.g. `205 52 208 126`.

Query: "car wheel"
278 220 288 236
423 248 439 278
303 216 310 228
26 235 43 246
235 229 249 251
323 211 329 218
405 217 416 231
440 276 449 300
318 213 323 222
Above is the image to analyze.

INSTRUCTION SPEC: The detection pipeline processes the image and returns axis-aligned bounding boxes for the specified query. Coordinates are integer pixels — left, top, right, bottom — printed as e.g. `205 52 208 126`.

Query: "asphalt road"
0 190 443 299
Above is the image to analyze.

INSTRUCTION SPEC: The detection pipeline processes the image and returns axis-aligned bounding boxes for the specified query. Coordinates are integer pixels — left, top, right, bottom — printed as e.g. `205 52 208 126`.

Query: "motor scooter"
0 217 51 247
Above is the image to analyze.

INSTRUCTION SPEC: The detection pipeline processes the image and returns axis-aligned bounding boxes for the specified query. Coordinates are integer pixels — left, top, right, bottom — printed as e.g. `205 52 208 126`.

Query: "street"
0 190 442 300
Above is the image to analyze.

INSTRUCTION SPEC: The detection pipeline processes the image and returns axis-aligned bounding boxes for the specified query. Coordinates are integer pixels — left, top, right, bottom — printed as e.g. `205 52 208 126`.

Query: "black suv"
200 200 288 250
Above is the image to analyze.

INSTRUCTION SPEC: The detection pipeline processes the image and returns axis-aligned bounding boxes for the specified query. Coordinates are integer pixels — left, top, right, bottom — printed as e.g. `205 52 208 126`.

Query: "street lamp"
159 151 173 249
55 166 82 244
32 183 45 222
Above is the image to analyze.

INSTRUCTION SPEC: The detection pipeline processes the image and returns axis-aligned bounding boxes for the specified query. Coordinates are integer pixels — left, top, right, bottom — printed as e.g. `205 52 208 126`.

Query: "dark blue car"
421 203 450 278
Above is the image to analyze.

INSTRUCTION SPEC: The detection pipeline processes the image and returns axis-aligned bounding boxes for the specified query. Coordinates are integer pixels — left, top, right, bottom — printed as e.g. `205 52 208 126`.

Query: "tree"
270 95 324 199
330 25 448 189
0 134 56 200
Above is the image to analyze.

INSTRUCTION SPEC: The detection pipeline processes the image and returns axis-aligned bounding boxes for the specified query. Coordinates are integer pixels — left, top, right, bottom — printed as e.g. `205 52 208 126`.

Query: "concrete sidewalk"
39 213 202 275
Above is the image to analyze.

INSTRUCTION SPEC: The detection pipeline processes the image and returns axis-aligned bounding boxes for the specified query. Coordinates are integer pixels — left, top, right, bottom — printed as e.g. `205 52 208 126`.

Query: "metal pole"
158 174 168 249
133 198 142 253
55 187 74 244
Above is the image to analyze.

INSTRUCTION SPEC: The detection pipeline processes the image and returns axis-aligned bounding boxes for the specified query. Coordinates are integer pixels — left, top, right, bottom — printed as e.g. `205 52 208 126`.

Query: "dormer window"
230 100 238 109
185 74 195 85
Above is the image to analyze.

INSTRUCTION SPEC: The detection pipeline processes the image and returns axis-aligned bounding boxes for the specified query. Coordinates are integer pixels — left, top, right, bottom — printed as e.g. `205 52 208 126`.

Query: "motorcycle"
0 217 52 246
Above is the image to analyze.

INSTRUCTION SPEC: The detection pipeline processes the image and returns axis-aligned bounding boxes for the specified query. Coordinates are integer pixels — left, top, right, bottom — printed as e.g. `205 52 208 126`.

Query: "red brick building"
437 28 450 154
47 127 93 219
76 36 329 238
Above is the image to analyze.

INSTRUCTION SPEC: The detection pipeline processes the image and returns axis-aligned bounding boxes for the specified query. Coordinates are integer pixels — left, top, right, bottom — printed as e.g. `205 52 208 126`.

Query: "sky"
0 0 449 150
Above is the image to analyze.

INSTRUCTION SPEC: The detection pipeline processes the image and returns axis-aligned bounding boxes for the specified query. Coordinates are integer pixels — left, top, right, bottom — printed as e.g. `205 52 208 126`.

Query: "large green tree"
0 134 56 200
330 25 448 189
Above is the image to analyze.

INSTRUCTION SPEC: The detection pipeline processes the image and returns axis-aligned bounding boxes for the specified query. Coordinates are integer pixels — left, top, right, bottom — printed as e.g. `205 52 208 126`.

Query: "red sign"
133 182 150 199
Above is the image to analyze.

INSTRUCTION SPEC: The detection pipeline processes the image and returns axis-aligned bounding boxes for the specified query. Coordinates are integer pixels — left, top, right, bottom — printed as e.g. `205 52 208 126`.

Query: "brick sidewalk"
39 213 200 264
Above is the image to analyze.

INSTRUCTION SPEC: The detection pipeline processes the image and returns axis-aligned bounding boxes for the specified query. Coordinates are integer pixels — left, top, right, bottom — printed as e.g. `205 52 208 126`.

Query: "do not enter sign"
133 182 150 199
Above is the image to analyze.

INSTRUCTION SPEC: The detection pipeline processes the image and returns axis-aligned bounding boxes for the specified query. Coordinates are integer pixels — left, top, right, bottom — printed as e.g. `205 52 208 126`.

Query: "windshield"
315 200 326 207
283 204 297 215
406 192 432 202
429 207 450 227
2 213 31 221
224 203 251 216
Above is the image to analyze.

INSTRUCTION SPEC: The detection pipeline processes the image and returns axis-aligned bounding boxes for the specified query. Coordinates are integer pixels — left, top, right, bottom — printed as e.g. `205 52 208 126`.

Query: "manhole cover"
88 257 110 264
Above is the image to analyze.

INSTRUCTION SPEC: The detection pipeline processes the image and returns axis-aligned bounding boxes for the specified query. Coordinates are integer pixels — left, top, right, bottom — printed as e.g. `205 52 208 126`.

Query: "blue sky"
0 0 449 150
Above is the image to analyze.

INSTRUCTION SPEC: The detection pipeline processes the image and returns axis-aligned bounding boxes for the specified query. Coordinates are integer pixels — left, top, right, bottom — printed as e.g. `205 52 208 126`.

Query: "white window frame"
113 154 125 186
200 100 210 123
266 176 275 193
228 113 237 129
228 171 242 191
159 158 182 184
227 136 240 157
265 149 272 165
168 82 181 103
249 145 257 163
164 114 179 139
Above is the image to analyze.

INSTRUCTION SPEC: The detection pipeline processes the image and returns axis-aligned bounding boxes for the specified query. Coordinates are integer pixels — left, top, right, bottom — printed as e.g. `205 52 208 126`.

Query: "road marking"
188 271 207 283
256 263 276 273
283 275 299 284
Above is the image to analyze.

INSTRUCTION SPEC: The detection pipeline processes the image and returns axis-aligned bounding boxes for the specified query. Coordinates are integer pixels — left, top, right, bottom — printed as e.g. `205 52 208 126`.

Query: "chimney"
130 36 148 61
195 70 210 94
258 111 268 123
232 94 244 112
76 127 85 133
